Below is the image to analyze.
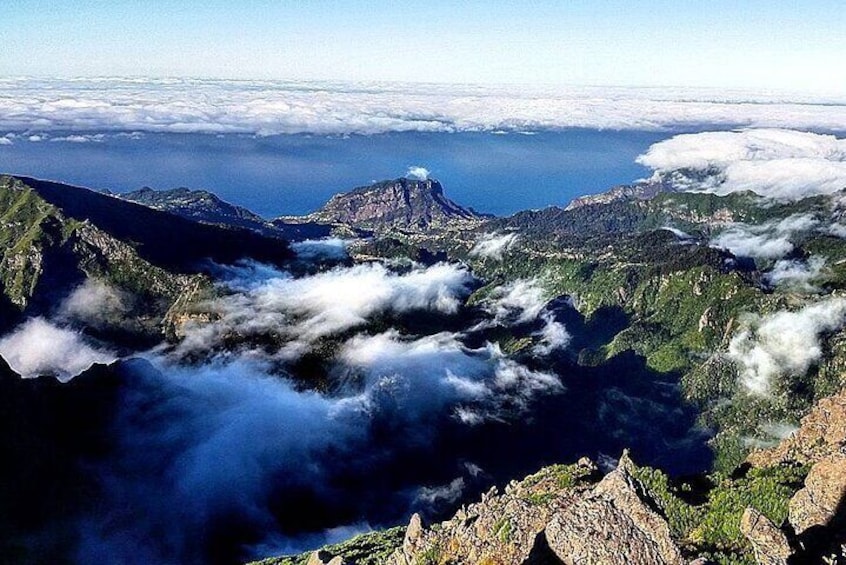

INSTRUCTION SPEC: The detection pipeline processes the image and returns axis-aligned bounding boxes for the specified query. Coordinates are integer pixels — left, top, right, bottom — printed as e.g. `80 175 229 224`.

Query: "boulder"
739 507 791 565
789 453 846 535
545 451 683 565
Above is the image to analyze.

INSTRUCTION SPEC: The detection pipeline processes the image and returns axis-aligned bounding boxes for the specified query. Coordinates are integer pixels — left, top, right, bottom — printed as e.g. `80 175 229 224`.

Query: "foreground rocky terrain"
256 387 846 565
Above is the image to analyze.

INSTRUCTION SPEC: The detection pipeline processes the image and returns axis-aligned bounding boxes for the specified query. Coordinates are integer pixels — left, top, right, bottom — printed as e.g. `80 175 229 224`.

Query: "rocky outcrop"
387 459 596 565
564 180 674 211
387 453 688 565
788 453 846 535
299 178 489 233
747 387 846 563
545 452 683 565
740 507 791 565
306 551 346 565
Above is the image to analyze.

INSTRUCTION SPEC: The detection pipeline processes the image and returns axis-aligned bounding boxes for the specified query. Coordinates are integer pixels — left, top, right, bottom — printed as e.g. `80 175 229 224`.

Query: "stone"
545 453 683 565
789 453 846 535
739 507 791 565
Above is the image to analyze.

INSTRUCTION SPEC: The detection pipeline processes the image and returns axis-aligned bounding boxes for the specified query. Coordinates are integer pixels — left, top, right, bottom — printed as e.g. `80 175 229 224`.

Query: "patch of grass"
492 517 513 543
691 464 807 551
632 466 703 539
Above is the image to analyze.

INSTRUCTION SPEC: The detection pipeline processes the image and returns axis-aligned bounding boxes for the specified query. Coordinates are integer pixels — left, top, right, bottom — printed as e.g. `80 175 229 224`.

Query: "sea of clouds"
638 129 846 201
2 78 846 138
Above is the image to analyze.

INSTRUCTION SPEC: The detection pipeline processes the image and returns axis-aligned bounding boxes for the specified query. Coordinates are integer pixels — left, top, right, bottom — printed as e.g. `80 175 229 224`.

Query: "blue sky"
2 1 845 92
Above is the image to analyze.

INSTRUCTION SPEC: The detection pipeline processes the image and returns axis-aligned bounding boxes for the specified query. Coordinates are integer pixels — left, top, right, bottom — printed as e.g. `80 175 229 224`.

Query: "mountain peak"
303 177 490 232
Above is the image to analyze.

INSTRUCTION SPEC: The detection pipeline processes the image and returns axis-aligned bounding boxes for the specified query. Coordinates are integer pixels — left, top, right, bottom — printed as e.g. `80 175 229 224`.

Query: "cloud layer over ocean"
2 78 846 137
638 129 846 200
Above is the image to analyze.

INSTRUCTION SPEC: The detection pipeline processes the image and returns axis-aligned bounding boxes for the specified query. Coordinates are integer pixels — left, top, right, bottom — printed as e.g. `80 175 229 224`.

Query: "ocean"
0 129 675 217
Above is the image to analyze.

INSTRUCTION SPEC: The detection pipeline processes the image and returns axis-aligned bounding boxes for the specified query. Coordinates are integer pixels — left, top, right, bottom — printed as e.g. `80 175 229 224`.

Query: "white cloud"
638 129 846 201
0 137 12 146
488 279 547 325
709 213 819 259
660 226 693 239
175 261 475 360
765 256 826 292
340 330 562 418
0 317 116 381
711 228 794 259
59 279 133 328
3 79 846 136
50 133 106 143
728 298 846 396
533 313 571 355
406 166 430 180
475 279 571 355
469 232 519 260
826 223 846 239
291 238 350 261
415 478 465 507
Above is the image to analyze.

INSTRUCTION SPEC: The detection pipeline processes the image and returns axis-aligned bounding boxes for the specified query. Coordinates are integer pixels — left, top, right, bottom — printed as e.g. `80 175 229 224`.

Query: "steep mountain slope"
564 177 676 210
0 175 295 340
0 176 200 337
5 171 846 565
294 177 490 232
14 176 293 271
352 184 846 471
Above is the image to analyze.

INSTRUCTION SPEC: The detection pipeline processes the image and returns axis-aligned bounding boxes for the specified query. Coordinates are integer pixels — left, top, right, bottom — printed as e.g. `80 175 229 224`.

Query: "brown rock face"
740 507 791 565
387 459 596 565
545 452 683 565
306 551 345 565
747 387 846 563
305 178 487 232
789 453 846 535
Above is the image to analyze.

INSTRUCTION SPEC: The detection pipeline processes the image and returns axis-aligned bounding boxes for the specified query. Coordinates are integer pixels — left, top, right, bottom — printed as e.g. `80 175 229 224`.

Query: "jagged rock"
387 459 595 565
739 507 791 565
402 513 424 556
789 453 846 535
545 451 683 565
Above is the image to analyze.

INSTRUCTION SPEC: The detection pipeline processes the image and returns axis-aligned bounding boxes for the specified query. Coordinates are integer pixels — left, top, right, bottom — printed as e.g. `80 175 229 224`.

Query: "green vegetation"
631 466 702 539
249 527 404 565
632 458 807 563
522 461 595 491
0 176 206 339
492 517 514 543
415 543 446 565
693 464 807 552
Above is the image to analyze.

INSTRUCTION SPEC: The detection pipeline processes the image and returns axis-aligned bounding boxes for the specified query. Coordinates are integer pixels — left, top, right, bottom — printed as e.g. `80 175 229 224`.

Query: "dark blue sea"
0 129 673 217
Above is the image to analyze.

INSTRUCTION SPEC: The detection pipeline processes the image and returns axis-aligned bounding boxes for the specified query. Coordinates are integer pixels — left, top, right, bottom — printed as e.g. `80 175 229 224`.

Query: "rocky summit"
295 177 489 233
258 386 846 564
